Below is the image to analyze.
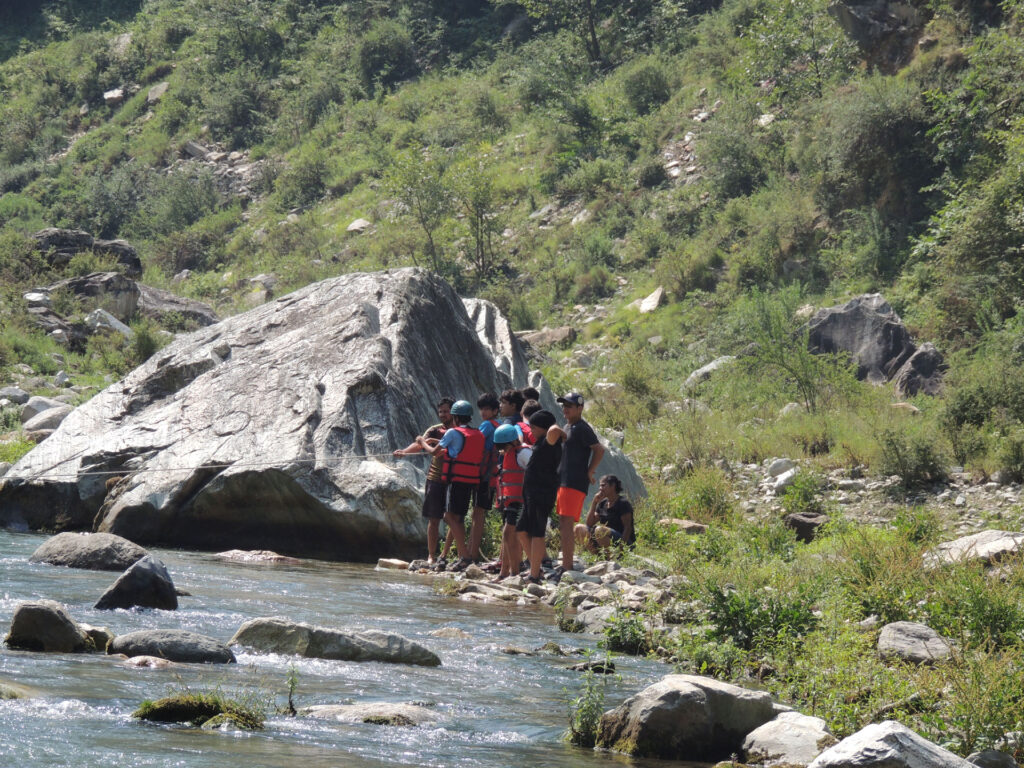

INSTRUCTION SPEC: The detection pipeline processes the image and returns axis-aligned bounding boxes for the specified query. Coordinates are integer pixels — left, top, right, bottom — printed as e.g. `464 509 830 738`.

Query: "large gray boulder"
744 711 836 766
230 616 440 666
20 395 65 423
94 555 178 610
108 629 235 663
877 621 952 664
29 531 148 571
4 600 92 652
827 0 926 72
22 404 73 431
0 269 644 560
596 673 778 759
32 228 141 276
808 720 973 767
807 294 943 395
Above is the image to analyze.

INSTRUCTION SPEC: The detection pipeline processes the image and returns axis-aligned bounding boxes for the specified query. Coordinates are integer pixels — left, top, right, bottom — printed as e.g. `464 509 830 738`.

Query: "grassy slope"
4 0 1024 755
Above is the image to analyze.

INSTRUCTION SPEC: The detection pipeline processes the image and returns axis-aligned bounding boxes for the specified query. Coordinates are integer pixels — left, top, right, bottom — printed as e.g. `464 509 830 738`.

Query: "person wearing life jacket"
493 423 532 580
469 392 501 564
394 396 453 566
417 399 483 572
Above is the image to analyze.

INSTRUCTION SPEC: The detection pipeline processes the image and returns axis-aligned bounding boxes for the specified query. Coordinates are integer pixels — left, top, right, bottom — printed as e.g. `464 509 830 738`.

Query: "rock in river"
808 720 973 767
4 600 92 653
230 616 441 666
108 629 235 663
95 555 178 611
29 531 148 571
0 268 644 561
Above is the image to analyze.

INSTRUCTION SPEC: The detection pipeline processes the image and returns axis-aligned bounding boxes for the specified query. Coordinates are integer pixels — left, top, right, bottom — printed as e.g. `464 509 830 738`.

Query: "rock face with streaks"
0 269 645 560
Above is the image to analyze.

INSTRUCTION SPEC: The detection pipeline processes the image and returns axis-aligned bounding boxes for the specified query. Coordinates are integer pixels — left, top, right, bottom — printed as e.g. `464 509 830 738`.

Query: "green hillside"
4 1 1024 753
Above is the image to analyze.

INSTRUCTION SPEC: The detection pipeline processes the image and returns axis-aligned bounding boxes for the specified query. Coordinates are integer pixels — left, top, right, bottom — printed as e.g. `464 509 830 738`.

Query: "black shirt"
559 418 599 493
524 438 562 494
596 497 634 543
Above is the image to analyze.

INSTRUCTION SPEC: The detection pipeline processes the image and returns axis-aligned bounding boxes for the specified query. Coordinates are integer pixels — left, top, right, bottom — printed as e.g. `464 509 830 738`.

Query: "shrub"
0 437 35 464
565 665 611 747
781 472 825 517
276 149 327 209
601 608 650 655
355 20 418 94
703 582 818 650
623 63 671 115
997 429 1024 483
677 466 734 521
637 158 668 188
878 427 949 489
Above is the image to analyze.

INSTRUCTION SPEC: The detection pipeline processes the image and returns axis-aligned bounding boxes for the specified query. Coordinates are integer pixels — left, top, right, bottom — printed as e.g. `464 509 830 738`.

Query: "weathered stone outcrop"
108 629 235 663
828 0 928 73
230 616 440 666
4 600 92 652
807 294 944 395
923 530 1024 567
808 720 973 767
596 674 778 759
0 269 644 560
32 228 142 276
94 555 178 610
29 531 148 571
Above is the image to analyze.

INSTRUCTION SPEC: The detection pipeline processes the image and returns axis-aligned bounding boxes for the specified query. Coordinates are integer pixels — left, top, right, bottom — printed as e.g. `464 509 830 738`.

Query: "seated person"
574 474 634 553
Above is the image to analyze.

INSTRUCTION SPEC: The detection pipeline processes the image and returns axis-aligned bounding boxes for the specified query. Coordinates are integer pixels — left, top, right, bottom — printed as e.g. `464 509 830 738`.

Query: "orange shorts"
556 487 586 521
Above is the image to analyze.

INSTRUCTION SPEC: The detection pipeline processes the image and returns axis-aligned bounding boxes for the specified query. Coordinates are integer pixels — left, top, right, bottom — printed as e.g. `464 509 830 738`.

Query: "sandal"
525 575 543 586
449 557 473 572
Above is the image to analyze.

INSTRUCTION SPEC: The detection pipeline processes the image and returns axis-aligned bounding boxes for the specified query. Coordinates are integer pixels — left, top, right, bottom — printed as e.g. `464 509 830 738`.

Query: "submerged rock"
0 269 644 560
230 616 441 666
29 531 148 571
108 629 235 663
302 702 439 726
133 694 260 729
4 600 92 653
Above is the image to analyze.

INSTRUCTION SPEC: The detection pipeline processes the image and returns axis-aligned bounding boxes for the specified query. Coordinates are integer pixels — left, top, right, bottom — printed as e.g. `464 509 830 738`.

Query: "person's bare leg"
440 525 455 560
444 512 469 559
426 519 440 564
529 536 546 579
499 524 517 577
559 515 575 570
469 506 485 560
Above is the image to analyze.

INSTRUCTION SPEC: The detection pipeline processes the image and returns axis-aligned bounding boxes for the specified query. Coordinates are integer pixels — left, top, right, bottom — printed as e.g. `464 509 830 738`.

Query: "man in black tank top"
517 409 564 584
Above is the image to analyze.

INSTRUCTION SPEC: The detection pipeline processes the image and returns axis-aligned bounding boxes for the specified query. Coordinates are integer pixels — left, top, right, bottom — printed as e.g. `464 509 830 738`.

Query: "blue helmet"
450 400 473 417
493 423 520 445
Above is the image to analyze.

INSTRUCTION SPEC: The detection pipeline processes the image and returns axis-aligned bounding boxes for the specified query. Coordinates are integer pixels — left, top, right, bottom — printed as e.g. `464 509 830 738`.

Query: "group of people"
393 387 635 585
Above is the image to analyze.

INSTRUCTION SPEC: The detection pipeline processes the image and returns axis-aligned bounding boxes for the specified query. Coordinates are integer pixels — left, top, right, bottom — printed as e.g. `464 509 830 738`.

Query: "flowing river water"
0 531 707 768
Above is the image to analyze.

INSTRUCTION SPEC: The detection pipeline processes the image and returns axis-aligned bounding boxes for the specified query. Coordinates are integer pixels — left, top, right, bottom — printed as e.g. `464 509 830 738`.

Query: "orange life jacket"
497 445 526 508
442 425 485 485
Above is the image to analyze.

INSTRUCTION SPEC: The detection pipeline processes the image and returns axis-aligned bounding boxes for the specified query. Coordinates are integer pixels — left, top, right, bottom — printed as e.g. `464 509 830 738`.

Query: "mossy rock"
362 714 416 726
133 694 262 729
200 712 259 731
1 683 27 700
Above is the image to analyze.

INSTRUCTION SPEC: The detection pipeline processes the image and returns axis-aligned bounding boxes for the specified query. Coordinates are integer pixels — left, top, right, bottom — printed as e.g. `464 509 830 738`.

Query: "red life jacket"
517 420 535 446
497 445 525 508
484 418 501 488
442 425 485 485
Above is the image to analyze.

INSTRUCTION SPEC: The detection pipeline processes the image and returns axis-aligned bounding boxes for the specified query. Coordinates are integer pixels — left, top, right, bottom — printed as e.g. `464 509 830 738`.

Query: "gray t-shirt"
559 418 599 493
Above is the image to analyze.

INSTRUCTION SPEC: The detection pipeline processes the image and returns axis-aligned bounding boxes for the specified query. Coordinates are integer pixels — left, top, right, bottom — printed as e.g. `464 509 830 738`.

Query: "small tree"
451 157 502 289
384 147 453 275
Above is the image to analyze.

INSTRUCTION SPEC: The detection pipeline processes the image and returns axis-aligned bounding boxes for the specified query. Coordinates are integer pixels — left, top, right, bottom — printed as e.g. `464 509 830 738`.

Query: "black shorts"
518 489 554 538
474 481 494 511
421 479 446 520
446 482 474 518
500 502 523 527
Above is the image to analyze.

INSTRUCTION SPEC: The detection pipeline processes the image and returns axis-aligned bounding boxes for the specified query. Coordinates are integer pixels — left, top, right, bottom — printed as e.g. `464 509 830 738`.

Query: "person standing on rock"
555 392 605 579
417 399 484 572
470 392 501 563
394 396 453 566
492 423 532 581
519 409 564 584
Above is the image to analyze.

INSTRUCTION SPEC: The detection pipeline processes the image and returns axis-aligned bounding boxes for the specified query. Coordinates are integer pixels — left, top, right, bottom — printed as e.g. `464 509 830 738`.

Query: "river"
0 531 705 768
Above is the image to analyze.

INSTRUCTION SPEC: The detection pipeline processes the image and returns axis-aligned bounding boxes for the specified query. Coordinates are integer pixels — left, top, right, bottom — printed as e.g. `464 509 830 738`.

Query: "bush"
276 149 327 209
997 429 1024 483
601 608 650 655
781 472 825 517
623 63 671 115
878 427 949 489
565 665 610 747
703 582 818 650
355 20 418 94
637 158 668 188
